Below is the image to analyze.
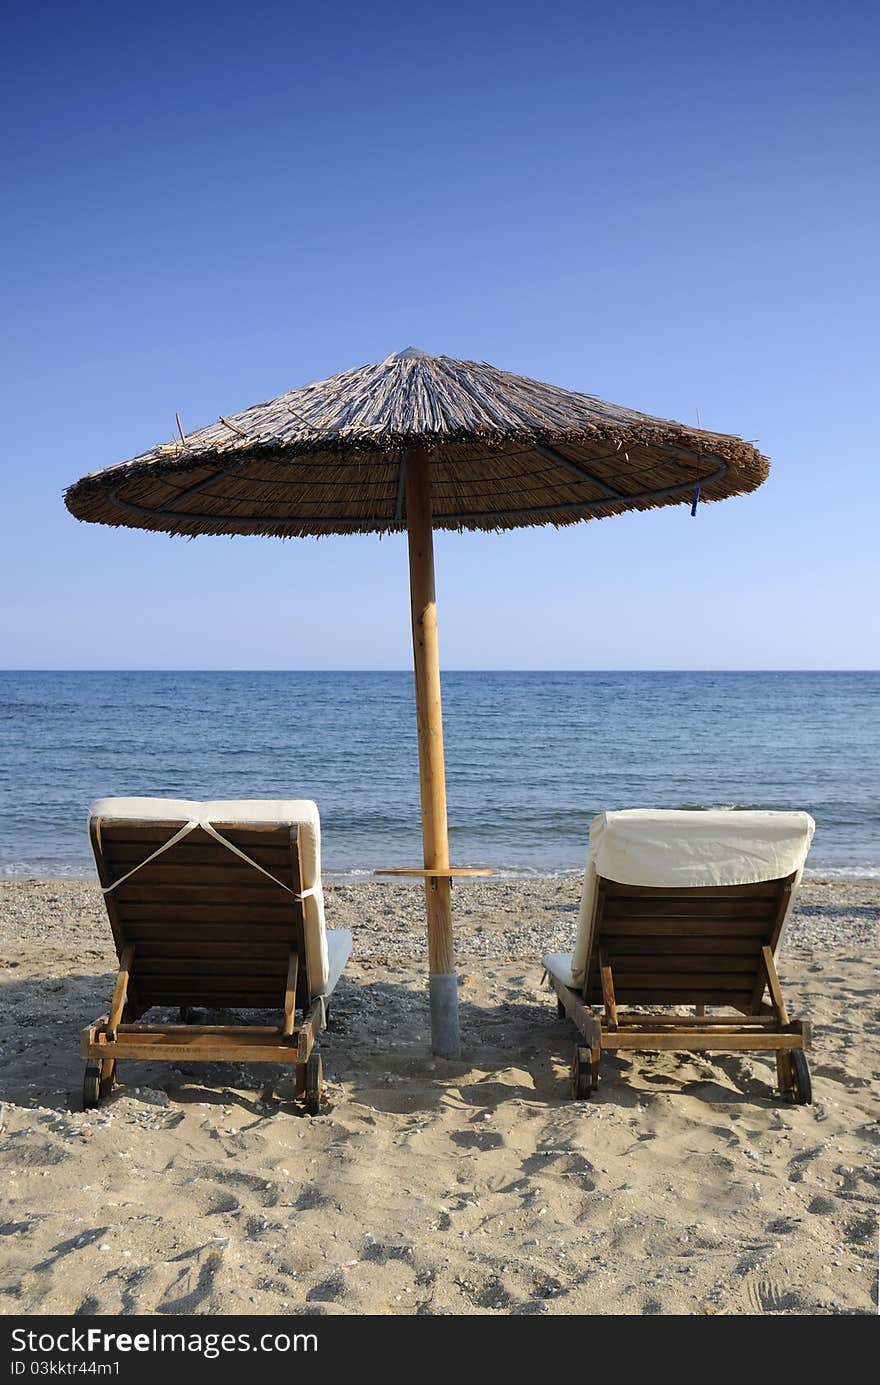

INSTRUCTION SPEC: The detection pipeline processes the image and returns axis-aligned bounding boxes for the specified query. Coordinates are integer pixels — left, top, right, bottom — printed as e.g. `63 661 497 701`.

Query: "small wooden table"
373 867 493 879
374 867 493 892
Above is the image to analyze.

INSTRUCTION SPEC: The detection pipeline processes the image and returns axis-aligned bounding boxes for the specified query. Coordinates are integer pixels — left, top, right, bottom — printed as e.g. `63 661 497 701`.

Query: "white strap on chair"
101 818 317 901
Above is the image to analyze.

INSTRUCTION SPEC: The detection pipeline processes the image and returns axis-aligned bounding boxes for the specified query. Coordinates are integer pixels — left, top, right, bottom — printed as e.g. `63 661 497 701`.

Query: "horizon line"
1 668 878 676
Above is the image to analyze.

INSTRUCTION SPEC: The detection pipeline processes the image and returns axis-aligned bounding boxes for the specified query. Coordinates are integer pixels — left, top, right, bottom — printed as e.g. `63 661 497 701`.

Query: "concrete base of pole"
429 973 461 1059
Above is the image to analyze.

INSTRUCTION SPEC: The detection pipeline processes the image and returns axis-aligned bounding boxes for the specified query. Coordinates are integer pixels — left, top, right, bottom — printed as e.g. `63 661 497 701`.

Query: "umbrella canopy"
65 350 769 1060
65 349 767 537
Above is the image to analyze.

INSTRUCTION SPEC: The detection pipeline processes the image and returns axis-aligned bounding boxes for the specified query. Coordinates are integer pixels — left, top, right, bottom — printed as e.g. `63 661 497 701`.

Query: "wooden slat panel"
118 903 295 923
118 1024 282 1035
138 979 284 992
604 880 781 899
138 987 282 999
89 819 127 966
121 936 297 958
603 896 774 920
582 873 796 1028
605 938 761 956
616 1014 780 1027
87 1040 298 1062
137 1000 282 1011
104 844 292 870
135 959 288 976
587 989 754 1006
134 940 291 959
610 955 759 975
111 883 294 905
93 820 307 1013
99 824 291 847
84 1025 300 1062
601 1031 803 1052
603 918 769 937
124 924 295 943
104 863 293 888
593 971 755 990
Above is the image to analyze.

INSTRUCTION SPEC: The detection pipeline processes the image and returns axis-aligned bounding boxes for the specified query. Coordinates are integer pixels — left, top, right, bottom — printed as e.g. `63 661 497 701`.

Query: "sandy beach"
0 874 876 1316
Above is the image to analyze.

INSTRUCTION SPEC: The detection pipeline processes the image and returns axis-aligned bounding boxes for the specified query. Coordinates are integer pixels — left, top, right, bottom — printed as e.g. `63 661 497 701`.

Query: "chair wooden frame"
548 872 812 1103
81 815 328 1113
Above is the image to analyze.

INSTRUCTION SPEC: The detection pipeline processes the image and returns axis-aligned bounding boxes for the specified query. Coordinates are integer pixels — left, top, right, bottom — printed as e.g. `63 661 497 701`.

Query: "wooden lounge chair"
82 797 351 1114
542 809 816 1104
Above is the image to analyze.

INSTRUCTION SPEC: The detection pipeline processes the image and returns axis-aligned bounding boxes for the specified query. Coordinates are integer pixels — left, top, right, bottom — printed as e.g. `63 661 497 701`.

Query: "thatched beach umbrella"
65 349 768 1058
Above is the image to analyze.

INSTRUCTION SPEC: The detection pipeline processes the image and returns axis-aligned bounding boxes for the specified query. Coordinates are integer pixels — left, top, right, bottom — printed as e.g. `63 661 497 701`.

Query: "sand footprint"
153 1245 226 1314
743 1273 806 1313
451 1127 505 1152
785 1146 824 1183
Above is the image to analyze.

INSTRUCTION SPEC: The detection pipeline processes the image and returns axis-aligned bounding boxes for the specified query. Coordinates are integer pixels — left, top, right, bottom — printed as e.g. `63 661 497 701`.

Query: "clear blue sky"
2 1 877 670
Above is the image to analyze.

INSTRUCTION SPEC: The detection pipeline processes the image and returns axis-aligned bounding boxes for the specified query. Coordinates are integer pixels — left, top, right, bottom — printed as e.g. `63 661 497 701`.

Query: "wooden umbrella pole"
404 446 460 1059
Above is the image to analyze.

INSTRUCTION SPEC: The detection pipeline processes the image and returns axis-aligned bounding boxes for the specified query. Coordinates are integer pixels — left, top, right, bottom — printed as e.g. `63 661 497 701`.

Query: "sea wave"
2 671 878 883
803 865 880 880
3 861 878 883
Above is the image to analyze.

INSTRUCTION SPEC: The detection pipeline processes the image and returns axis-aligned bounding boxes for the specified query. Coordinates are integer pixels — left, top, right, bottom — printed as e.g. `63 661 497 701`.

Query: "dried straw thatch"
64 350 768 537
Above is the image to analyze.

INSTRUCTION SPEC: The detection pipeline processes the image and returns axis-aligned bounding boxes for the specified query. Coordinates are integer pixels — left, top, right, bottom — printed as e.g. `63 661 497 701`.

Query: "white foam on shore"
803 865 880 880
4 862 879 883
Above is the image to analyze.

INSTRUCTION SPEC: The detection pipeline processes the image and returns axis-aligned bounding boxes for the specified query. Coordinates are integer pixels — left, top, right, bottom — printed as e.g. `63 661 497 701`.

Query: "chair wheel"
569 1044 593 1100
789 1050 812 1105
83 1062 101 1110
777 1049 812 1105
556 995 567 1020
305 1051 323 1115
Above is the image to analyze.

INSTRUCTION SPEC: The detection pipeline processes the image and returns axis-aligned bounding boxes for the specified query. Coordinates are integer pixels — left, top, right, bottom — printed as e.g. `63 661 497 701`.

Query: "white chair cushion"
569 809 816 988
323 929 353 999
542 951 577 989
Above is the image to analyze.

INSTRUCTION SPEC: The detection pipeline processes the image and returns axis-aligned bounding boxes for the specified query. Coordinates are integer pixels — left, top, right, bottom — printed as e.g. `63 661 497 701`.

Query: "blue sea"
0 671 878 878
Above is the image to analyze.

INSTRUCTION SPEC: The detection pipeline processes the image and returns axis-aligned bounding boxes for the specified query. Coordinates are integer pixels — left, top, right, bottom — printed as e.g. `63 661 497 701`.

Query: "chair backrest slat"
92 818 308 1011
584 873 796 1010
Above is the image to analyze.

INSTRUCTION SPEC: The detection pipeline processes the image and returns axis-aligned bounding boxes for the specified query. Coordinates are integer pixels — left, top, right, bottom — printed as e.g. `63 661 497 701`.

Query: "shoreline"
3 865 880 883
